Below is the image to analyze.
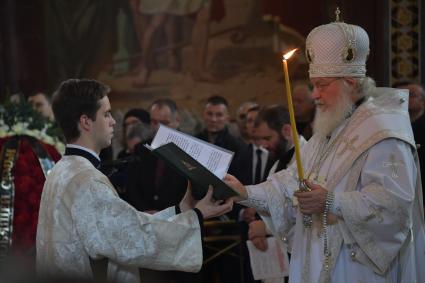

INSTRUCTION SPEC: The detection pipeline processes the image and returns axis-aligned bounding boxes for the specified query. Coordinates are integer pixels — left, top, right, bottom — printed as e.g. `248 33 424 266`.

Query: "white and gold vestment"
37 153 202 283
241 88 425 283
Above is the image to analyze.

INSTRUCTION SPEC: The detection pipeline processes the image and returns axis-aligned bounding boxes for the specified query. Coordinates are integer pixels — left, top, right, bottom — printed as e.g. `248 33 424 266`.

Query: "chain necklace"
306 98 366 273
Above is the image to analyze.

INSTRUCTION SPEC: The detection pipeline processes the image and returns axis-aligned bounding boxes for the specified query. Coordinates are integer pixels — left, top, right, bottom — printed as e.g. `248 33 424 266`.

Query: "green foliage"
0 94 64 143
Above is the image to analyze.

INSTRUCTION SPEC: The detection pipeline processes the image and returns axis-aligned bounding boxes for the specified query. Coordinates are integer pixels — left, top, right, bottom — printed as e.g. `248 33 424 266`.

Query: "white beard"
313 92 354 138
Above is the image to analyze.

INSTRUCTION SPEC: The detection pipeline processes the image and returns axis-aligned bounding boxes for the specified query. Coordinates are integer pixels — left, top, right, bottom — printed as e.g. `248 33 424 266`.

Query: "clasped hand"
248 220 268 251
293 180 328 215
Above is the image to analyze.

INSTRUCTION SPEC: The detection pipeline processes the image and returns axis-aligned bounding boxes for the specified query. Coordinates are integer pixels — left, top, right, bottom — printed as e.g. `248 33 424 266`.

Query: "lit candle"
282 49 304 181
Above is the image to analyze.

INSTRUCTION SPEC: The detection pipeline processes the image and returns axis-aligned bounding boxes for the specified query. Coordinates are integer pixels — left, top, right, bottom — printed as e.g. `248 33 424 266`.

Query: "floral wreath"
0 95 63 260
0 96 65 153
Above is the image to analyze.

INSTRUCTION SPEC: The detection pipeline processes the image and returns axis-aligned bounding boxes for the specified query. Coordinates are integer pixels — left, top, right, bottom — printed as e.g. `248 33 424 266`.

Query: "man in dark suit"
232 105 275 187
195 95 248 282
125 99 199 282
231 105 276 283
196 95 247 174
247 105 302 283
125 98 186 213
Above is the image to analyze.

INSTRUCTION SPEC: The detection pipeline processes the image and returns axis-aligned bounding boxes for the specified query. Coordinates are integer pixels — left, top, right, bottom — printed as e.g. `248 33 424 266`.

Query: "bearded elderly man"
225 16 425 283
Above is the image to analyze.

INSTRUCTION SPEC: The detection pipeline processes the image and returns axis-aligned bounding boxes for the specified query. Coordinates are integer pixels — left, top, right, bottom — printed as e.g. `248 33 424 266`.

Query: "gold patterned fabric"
241 88 425 283
36 155 203 283
390 0 421 85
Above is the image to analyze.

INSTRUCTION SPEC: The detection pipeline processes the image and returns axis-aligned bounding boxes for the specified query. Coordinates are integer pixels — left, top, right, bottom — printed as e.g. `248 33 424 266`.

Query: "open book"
145 125 240 200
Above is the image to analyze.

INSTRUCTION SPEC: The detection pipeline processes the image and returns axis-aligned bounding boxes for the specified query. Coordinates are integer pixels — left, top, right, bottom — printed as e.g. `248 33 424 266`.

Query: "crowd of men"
10 16 425 283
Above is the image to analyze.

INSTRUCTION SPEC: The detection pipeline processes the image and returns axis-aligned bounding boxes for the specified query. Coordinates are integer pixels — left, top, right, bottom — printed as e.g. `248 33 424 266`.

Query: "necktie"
254 149 262 184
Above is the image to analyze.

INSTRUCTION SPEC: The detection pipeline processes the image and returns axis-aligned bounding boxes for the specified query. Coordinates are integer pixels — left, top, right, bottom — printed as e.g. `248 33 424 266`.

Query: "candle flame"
283 48 298 60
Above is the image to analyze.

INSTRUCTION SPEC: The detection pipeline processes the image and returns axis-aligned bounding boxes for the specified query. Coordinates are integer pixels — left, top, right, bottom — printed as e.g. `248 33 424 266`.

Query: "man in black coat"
196 95 247 174
232 105 275 186
125 99 200 282
195 95 248 282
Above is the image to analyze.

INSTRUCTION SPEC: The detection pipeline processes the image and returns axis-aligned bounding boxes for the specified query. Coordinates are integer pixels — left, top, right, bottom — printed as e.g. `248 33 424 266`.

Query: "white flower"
25 129 38 137
43 136 54 145
1 105 64 153
55 142 66 154
12 123 26 134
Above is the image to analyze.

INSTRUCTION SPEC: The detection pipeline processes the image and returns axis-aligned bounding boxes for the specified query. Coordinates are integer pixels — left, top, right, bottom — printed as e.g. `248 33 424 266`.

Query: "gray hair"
354 76 376 98
126 122 153 142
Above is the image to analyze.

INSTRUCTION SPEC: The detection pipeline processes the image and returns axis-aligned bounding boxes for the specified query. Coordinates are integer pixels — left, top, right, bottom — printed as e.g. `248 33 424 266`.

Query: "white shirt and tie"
252 144 269 184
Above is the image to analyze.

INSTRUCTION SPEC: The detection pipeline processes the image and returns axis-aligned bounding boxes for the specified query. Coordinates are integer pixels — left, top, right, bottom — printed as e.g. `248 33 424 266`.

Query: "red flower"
0 136 61 257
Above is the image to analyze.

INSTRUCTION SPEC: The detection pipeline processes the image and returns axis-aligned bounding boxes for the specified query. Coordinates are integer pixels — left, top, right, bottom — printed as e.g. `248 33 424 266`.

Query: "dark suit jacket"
195 126 247 175
232 143 275 186
124 142 187 211
273 147 296 172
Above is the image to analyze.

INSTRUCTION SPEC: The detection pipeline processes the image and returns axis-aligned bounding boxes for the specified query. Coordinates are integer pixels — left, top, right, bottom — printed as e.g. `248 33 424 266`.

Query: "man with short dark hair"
254 105 306 174
196 95 246 162
36 79 233 283
28 91 54 121
232 105 275 187
150 98 180 132
246 105 303 267
125 98 186 214
196 96 247 282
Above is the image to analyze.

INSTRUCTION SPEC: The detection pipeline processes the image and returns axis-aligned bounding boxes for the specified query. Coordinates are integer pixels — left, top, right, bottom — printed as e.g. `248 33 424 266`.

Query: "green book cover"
147 142 240 200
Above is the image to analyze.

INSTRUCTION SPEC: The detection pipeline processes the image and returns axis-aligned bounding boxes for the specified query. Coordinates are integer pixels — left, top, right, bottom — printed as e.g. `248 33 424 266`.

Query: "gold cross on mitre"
383 154 405 178
335 7 341 22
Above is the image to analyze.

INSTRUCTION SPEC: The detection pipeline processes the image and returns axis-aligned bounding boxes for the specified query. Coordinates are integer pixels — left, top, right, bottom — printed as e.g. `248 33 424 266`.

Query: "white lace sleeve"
238 184 269 212
152 207 176 220
239 165 299 238
72 181 203 272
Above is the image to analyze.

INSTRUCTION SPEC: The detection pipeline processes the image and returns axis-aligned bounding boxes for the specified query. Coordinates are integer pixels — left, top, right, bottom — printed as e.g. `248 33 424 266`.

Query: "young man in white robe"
225 17 425 283
36 79 233 283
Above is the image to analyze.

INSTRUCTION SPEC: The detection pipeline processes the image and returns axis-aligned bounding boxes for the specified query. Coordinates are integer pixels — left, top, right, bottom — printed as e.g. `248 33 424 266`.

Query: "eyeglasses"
312 78 341 92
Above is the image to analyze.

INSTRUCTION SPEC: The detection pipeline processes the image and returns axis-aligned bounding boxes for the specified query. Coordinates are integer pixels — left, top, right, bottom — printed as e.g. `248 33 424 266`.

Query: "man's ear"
281 124 293 140
343 77 356 86
342 77 360 100
79 115 92 132
342 77 358 92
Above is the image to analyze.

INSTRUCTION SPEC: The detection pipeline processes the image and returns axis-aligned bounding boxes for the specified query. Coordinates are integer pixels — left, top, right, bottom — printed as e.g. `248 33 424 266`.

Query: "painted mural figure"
129 0 224 86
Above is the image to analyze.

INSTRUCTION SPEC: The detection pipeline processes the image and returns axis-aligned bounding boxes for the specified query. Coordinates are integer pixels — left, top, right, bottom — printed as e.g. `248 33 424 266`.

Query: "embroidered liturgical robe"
241 88 425 283
37 155 202 283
